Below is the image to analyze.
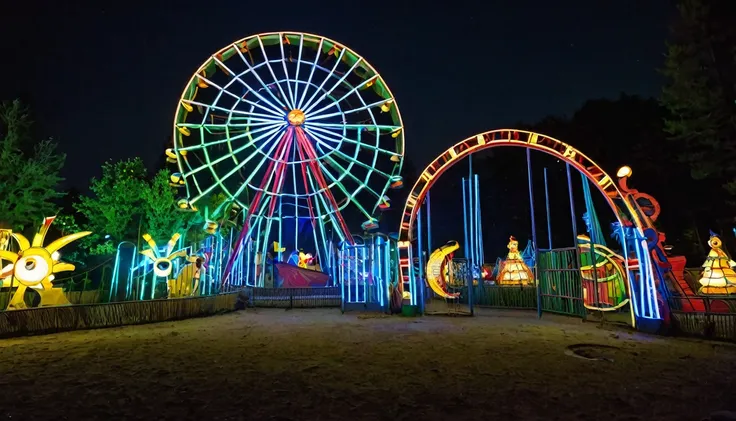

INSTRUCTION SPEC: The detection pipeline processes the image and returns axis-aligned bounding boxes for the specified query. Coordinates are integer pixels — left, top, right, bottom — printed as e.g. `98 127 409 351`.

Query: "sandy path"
0 308 733 420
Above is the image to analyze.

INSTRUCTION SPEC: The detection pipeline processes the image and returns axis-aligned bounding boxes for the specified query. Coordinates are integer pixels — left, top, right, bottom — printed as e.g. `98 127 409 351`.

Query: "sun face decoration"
0 216 91 310
139 233 188 295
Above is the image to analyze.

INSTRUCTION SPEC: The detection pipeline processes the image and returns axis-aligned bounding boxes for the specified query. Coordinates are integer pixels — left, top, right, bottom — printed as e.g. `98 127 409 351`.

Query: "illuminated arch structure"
397 129 666 330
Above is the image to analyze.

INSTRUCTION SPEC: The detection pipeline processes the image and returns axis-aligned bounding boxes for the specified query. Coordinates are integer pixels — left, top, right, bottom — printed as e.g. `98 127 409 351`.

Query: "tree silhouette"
0 100 65 232
661 0 736 198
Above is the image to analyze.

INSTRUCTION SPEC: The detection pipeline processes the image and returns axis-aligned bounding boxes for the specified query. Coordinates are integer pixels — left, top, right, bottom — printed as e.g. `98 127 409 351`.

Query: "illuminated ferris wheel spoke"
294 129 353 240
303 127 364 187
301 57 363 116
299 48 347 114
302 165 331 262
307 98 391 122
312 159 372 220
177 121 282 132
294 152 321 233
267 136 294 216
297 137 369 217
289 144 300 248
312 147 380 202
302 130 340 153
291 34 306 109
183 124 284 178
317 154 383 201
302 75 383 115
307 122 400 132
342 137 399 158
208 126 293 203
256 35 294 110
179 122 283 154
331 147 391 180
190 133 278 207
305 125 398 158
232 47 290 112
236 132 293 241
305 128 391 180
189 128 286 205
194 73 284 119
225 128 293 204
304 75 379 117
296 37 325 110
278 34 297 108
185 93 282 121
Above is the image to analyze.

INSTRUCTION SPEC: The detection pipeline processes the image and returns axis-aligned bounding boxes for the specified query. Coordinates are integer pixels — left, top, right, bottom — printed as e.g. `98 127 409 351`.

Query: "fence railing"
473 285 538 309
446 285 538 309
0 291 240 338
0 257 239 313
246 287 341 309
668 296 736 341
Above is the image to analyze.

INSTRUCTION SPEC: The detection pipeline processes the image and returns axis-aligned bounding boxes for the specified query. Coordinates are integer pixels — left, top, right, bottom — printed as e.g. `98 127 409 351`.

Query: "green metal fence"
538 247 585 318
473 285 538 309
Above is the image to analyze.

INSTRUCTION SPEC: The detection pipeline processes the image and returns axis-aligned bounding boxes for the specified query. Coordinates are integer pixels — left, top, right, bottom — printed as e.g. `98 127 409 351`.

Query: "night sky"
2 1 674 190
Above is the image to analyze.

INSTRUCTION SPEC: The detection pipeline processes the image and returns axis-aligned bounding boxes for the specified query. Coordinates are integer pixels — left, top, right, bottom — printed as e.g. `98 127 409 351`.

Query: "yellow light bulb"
616 166 632 178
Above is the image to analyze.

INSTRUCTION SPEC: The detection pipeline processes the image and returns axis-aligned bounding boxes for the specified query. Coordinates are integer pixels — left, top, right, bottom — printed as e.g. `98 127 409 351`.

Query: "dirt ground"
0 308 734 420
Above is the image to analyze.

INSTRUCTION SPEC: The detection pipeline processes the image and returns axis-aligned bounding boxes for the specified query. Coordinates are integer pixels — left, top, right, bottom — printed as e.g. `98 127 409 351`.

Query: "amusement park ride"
0 31 734 335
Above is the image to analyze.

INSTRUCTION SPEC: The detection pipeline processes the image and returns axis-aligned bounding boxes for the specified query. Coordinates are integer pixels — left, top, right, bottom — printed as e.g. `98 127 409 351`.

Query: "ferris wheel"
169 31 405 279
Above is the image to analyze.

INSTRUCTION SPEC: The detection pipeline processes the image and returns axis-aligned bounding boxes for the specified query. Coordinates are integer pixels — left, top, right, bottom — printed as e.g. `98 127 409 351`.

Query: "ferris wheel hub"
287 109 306 126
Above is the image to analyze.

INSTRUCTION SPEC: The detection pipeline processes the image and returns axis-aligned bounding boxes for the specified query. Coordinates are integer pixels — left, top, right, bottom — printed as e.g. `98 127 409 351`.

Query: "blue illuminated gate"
339 235 392 312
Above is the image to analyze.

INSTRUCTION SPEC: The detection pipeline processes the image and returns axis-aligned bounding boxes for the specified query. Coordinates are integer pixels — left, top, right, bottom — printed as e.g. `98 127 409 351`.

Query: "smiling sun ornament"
138 232 188 297
0 216 91 310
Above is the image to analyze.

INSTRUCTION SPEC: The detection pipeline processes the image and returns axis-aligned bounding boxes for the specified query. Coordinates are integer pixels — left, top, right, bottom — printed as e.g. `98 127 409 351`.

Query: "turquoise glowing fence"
338 235 393 312
0 254 232 313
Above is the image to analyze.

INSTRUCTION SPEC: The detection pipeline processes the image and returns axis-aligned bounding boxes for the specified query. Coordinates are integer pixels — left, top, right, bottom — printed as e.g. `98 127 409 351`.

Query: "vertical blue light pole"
468 155 475 278
417 204 426 314
526 149 541 319
474 173 482 266
566 163 585 320
470 173 482 314
339 244 345 312
278 197 283 262
544 168 553 249
426 191 433 254
462 178 470 269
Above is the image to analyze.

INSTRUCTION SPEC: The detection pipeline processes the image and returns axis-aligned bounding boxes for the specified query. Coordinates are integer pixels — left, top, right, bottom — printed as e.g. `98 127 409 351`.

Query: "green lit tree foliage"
141 170 189 243
0 100 65 232
75 158 149 254
75 157 225 254
661 0 736 196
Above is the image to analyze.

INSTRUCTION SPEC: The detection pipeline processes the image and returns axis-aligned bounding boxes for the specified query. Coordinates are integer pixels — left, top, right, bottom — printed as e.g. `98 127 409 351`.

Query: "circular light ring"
172 32 405 228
